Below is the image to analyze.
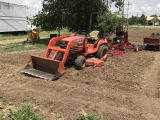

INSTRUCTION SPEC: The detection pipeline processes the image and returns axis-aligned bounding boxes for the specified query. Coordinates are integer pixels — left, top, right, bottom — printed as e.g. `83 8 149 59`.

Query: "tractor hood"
62 36 85 42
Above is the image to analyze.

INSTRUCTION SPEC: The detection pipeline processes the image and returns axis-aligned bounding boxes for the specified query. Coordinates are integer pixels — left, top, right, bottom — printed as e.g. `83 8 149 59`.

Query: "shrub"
0 113 3 120
76 111 102 120
9 104 41 120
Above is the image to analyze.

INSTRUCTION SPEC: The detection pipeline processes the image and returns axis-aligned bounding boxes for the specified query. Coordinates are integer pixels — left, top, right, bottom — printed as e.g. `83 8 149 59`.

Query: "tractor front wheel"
97 45 108 61
74 56 86 70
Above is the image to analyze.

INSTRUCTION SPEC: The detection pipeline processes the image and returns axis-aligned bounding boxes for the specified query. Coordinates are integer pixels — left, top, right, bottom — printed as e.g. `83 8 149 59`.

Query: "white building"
146 16 160 26
0 1 32 33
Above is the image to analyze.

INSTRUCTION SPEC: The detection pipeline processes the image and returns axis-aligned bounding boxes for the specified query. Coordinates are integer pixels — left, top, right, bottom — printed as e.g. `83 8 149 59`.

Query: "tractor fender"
94 39 109 51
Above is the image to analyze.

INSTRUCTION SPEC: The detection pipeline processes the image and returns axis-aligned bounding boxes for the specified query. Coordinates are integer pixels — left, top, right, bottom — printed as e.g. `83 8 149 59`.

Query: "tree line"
128 14 160 26
33 0 124 34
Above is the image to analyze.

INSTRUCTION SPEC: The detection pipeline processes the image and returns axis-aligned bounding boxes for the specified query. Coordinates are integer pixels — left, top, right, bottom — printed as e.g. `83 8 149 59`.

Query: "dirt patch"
128 28 160 44
138 53 160 120
0 29 160 120
0 50 157 120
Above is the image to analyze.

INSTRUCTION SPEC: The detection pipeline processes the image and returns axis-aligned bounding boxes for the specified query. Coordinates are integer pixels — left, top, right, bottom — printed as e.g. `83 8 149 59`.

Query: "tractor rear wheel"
97 45 108 61
74 56 86 70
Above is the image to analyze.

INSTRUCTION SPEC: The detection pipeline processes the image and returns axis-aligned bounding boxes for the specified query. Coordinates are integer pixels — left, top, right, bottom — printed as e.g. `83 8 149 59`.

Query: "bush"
76 112 102 120
97 11 124 34
9 104 41 120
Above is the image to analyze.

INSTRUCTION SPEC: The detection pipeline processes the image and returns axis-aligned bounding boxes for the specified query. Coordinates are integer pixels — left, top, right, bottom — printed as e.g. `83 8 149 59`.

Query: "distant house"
0 1 32 33
146 16 160 26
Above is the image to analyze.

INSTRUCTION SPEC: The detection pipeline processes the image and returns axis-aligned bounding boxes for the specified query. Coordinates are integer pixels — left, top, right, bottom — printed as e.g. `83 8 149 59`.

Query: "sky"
128 0 160 17
0 0 160 17
0 0 44 16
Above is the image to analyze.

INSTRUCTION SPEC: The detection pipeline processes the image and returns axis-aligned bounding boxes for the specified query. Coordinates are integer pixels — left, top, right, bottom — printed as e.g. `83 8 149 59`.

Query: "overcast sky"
128 0 160 17
1 0 160 17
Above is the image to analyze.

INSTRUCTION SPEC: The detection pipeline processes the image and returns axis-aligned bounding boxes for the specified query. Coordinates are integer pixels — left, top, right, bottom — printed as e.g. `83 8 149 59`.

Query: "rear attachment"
22 56 63 80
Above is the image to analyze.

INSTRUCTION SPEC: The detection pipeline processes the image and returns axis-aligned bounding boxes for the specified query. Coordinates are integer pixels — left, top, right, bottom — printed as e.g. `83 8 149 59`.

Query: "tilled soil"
128 28 160 44
0 29 160 120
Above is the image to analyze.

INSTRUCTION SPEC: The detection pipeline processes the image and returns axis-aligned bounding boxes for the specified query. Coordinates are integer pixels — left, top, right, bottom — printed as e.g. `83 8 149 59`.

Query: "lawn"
0 29 71 53
0 28 70 41
129 25 160 30
1 27 159 53
0 43 46 53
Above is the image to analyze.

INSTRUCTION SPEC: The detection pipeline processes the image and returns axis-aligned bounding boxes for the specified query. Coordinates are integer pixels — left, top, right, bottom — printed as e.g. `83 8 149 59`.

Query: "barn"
0 1 32 33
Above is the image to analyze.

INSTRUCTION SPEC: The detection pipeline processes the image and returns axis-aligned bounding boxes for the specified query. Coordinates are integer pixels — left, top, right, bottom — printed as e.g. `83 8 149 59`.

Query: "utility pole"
126 0 132 30
122 0 125 18
121 0 132 30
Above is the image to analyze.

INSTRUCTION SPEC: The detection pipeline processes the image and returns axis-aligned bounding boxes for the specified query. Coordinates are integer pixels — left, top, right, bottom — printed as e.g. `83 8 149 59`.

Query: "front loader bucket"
22 56 63 80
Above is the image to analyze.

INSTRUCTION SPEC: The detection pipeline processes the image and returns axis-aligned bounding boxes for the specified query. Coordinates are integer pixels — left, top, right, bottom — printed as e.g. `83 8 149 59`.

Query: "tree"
33 0 123 32
128 16 139 25
111 0 123 9
139 14 147 25
128 14 147 26
33 0 70 33
34 0 106 32
97 11 123 33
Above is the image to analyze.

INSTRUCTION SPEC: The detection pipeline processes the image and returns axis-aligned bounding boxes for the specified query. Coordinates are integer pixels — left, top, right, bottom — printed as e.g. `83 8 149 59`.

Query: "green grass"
0 34 27 41
0 28 70 41
0 102 102 120
75 113 102 120
41 28 71 37
128 25 160 30
0 43 33 53
0 113 3 120
0 28 70 53
0 43 47 53
9 104 41 120
0 96 9 102
0 40 48 53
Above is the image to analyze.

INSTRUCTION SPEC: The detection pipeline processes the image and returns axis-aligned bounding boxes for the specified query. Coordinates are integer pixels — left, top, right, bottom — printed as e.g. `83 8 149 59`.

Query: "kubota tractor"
22 30 109 80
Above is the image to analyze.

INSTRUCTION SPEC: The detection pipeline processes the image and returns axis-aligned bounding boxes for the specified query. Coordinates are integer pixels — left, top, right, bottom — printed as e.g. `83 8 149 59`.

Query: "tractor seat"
88 30 100 44
88 37 96 44
113 30 125 44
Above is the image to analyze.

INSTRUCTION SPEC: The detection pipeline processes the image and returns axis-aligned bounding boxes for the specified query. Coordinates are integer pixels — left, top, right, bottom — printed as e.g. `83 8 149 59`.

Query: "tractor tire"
96 45 108 61
74 56 86 70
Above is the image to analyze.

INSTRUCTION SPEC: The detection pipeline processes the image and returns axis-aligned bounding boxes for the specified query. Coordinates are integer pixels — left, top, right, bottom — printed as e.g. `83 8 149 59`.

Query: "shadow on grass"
23 38 51 45
36 38 50 45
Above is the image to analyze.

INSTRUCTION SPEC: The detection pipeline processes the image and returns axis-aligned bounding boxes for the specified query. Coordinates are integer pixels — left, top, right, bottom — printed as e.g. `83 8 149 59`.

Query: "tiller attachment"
22 56 63 80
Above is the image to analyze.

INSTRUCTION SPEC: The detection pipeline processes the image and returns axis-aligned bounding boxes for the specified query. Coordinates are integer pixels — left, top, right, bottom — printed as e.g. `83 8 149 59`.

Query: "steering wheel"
76 30 88 36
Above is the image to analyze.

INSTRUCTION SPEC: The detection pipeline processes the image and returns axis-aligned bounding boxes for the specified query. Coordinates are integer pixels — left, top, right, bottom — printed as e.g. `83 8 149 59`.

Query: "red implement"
108 31 137 57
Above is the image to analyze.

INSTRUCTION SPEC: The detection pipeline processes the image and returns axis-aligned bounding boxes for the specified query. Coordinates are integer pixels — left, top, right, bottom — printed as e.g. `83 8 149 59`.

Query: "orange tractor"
22 31 109 80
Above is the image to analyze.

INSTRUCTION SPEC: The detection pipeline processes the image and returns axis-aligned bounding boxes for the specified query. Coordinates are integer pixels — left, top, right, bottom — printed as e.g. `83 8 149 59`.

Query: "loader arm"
22 36 75 80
